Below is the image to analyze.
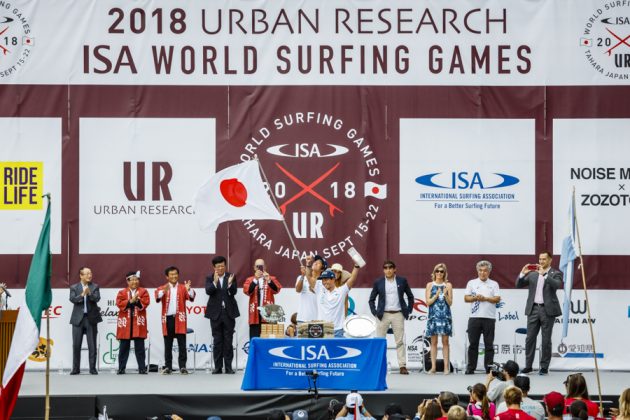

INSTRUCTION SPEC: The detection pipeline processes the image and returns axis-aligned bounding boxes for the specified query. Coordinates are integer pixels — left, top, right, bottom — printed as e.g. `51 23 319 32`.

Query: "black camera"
488 363 506 381
305 370 319 378
256 265 264 271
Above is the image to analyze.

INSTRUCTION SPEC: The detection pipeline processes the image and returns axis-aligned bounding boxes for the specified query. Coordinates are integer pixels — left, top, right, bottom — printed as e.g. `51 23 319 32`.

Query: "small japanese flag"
22 36 34 46
364 182 387 199
580 38 592 47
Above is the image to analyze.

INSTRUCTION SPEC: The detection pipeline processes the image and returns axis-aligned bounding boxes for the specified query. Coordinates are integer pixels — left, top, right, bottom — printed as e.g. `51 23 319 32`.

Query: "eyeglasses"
435 269 445 273
383 265 394 269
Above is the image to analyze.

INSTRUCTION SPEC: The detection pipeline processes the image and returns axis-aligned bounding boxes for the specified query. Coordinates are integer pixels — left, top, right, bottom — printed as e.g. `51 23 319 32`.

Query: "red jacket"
154 283 195 336
116 287 150 340
243 275 281 325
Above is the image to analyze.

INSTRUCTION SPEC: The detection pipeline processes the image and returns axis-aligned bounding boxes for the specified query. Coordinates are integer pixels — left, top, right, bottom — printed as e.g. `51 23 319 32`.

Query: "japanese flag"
194 160 283 231
364 181 387 199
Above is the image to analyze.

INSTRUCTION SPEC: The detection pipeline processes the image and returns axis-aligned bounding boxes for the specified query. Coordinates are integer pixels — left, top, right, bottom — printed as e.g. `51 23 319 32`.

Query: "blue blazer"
368 276 415 320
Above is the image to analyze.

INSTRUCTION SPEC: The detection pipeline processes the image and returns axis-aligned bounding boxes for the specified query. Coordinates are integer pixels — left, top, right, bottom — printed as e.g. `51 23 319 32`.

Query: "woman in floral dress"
425 263 453 374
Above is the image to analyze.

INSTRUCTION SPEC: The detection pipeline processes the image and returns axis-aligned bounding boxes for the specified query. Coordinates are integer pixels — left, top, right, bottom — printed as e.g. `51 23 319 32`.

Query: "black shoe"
89 369 98 375
465 370 475 375
539 368 549 375
212 368 223 374
521 367 533 374
162 367 172 375
225 368 235 374
69 370 80 375
117 369 125 375
138 369 148 374
180 368 189 375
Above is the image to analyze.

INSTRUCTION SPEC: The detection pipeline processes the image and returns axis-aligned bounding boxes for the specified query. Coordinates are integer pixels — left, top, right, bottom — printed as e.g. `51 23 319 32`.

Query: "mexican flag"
0 200 52 419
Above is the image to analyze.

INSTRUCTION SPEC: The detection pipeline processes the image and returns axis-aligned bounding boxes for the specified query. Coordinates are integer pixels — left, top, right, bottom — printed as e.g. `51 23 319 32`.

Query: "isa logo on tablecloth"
269 345 361 361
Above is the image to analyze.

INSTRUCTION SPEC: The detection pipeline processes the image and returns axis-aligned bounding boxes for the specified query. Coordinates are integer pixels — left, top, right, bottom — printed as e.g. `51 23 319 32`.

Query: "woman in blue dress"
425 263 453 374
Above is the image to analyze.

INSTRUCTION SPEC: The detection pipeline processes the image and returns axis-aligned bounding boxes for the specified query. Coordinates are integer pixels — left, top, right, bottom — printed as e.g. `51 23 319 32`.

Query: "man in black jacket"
368 260 414 374
69 266 102 375
205 255 240 374
516 251 563 375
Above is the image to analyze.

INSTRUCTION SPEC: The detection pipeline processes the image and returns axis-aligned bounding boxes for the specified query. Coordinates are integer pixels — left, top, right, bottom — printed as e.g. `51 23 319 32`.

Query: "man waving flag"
194 160 283 231
1 197 52 420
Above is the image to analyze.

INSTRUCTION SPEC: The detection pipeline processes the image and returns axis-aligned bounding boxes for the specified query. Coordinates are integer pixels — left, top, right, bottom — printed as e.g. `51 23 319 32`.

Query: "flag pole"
43 193 51 420
571 187 604 416
254 155 301 267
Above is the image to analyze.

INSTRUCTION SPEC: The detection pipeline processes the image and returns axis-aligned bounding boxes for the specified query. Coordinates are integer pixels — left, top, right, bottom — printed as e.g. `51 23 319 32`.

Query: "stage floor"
16 369 628 420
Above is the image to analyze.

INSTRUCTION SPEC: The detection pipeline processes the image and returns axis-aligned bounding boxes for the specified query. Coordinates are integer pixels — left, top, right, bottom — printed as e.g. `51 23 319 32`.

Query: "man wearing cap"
115 271 150 374
243 258 282 339
543 392 565 420
306 255 360 337
497 375 545 420
486 360 519 405
289 409 309 420
516 251 563 375
336 392 376 419
368 260 414 375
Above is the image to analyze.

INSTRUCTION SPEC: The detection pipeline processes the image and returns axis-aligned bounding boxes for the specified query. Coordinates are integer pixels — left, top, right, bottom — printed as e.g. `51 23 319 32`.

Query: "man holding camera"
486 360 519 406
516 251 563 375
243 258 282 339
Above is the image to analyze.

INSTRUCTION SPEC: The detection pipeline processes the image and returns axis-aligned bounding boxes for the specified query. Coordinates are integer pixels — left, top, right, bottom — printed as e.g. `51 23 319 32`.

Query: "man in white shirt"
295 265 317 323
307 257 359 337
464 260 501 374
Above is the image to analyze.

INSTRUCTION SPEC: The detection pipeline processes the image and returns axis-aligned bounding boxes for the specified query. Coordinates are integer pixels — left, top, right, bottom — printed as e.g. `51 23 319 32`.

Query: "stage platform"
14 369 627 420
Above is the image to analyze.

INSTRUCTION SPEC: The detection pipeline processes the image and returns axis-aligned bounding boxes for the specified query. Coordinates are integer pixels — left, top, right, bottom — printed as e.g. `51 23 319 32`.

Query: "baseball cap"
346 392 363 408
502 360 519 377
544 391 565 416
318 269 336 280
292 409 308 419
313 255 328 270
331 263 343 272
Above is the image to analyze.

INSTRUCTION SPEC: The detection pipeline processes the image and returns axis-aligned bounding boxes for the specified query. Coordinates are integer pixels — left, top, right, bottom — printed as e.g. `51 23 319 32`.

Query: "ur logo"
123 162 173 201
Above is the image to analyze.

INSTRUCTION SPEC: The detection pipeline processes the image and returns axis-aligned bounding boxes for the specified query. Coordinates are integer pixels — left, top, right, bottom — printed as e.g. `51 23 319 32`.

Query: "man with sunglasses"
368 260 415 374
312 262 360 338
516 251 563 375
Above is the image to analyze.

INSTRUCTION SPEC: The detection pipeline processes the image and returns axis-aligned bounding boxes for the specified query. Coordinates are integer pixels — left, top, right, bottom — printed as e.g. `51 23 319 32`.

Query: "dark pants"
163 315 186 370
526 304 555 370
72 315 98 372
210 309 235 370
249 323 261 339
118 338 146 371
467 317 495 372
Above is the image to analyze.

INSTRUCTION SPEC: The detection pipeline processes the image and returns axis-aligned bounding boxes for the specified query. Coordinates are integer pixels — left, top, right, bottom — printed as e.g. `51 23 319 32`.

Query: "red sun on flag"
371 186 380 194
220 178 248 207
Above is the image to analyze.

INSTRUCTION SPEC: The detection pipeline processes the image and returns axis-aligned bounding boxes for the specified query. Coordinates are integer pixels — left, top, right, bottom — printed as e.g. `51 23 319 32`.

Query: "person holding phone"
243 258 282 339
516 251 563 375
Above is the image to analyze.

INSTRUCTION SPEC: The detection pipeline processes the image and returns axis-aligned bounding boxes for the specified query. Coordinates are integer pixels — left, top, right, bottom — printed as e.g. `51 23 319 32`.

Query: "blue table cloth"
241 337 388 390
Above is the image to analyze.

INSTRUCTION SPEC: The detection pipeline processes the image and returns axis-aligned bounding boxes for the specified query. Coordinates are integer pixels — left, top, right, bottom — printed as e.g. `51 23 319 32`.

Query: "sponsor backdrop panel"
79 117 216 254
400 118 535 255
0 117 62 254
553 119 630 256
14 288 629 372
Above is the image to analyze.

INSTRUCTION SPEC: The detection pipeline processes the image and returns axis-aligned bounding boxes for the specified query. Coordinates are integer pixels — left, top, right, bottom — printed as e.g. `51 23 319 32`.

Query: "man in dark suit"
368 260 414 374
516 251 563 375
205 255 240 374
69 266 102 375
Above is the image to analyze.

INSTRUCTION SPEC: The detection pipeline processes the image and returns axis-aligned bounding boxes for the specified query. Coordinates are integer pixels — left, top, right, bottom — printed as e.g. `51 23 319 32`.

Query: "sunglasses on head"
563 373 582 385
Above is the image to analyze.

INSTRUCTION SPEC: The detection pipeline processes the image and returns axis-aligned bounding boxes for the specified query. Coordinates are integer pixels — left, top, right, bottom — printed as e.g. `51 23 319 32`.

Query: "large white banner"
399 118 535 255
553 118 630 256
2 0 630 85
15 286 627 372
0 118 62 254
79 118 216 254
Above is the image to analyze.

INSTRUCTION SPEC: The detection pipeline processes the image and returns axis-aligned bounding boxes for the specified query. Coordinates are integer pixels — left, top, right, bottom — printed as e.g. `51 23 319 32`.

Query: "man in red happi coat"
243 258 282 339
155 266 195 375
116 271 150 374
